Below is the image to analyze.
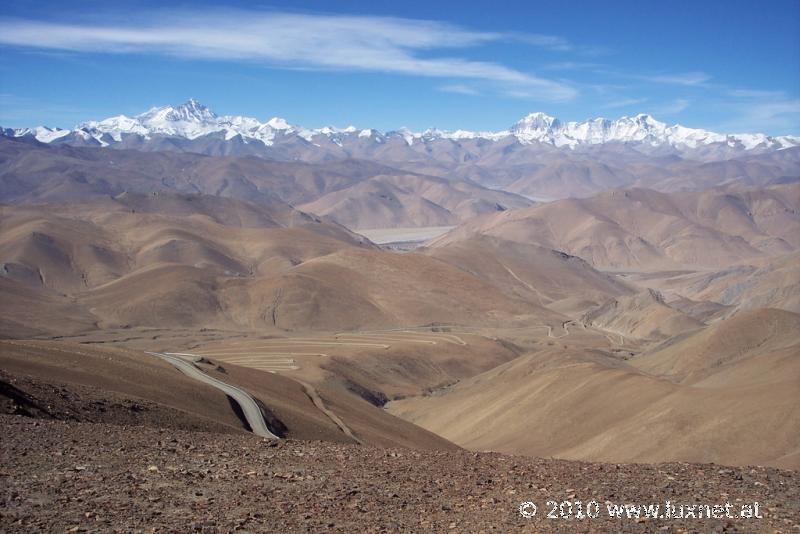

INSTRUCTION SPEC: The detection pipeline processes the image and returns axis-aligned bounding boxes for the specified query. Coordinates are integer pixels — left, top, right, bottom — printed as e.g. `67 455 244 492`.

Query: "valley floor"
354 226 456 245
2 415 798 533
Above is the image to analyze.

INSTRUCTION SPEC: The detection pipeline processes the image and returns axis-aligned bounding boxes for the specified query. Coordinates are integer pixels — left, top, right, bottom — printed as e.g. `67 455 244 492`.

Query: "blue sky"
1 0 799 134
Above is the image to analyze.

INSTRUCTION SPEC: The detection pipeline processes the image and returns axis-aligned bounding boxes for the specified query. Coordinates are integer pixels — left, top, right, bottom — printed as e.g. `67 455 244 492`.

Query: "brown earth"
297 172 530 229
431 185 800 270
2 415 798 533
388 309 800 469
0 340 456 450
0 193 563 335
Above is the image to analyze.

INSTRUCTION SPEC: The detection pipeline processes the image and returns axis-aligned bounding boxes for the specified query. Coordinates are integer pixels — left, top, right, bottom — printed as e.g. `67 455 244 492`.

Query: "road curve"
145 351 279 439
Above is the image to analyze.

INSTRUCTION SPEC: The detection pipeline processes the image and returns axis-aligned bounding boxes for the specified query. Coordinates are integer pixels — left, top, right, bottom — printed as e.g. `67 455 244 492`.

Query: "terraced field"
188 330 469 373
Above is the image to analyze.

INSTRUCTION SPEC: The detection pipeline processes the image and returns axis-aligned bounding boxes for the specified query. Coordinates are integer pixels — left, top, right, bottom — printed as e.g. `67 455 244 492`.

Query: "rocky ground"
1 415 798 533
0 370 238 434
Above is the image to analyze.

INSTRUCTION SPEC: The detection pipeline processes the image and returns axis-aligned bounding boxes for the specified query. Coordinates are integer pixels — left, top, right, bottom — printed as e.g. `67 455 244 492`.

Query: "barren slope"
5 415 798 532
0 137 533 229
298 173 531 229
631 251 800 314
421 234 633 315
0 340 457 449
582 289 705 341
222 247 559 331
388 309 800 468
432 185 800 270
2 193 562 336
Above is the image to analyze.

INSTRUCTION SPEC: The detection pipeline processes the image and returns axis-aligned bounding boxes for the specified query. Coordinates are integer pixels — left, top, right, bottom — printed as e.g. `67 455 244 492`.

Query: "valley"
2 98 799 531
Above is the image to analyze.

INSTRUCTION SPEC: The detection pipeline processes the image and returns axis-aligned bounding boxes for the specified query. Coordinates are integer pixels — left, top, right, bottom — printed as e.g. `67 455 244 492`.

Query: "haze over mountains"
5 100 800 203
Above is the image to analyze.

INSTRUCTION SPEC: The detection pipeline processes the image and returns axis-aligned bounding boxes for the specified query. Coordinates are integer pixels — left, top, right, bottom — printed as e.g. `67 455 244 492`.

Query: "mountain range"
2 102 799 475
5 99 799 203
5 99 798 155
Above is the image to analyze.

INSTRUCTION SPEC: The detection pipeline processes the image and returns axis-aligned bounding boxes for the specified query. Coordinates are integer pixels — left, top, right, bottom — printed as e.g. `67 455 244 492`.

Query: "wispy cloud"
650 98 690 115
716 89 800 134
507 33 573 52
727 88 787 99
646 71 711 86
541 61 606 71
0 93 97 127
438 84 481 96
745 99 800 118
601 97 647 109
0 10 578 102
726 99 800 133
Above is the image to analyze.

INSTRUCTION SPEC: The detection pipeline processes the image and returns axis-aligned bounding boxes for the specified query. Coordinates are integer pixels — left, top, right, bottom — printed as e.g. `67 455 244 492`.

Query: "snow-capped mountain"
4 99 798 153
77 99 293 144
507 112 793 150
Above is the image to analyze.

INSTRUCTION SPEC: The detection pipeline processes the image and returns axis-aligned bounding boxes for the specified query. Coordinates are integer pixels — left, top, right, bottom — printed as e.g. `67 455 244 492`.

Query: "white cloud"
0 93 96 127
541 61 606 71
438 84 481 96
647 72 711 86
727 88 787 99
507 33 573 52
600 97 646 109
733 99 800 129
715 89 800 134
0 10 578 102
650 98 690 115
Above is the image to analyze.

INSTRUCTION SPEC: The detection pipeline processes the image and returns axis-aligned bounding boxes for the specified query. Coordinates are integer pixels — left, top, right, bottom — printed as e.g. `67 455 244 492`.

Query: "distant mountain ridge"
5 99 798 153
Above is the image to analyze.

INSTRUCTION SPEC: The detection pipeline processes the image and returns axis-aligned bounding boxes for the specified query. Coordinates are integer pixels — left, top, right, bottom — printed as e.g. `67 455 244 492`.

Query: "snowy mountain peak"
512 112 560 132
623 114 666 129
174 98 217 121
138 99 218 125
6 102 799 153
265 117 293 130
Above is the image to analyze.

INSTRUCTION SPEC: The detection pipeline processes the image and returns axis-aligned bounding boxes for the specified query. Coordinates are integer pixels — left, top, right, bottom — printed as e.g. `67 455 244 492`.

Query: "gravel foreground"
1 416 798 533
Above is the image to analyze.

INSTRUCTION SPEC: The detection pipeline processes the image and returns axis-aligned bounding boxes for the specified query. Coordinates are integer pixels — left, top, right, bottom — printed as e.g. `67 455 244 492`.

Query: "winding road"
145 351 279 439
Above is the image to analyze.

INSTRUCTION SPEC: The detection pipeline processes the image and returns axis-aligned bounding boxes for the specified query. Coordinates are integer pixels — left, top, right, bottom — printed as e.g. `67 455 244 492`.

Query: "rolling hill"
1 192 560 336
388 309 800 468
432 185 800 270
0 137 533 229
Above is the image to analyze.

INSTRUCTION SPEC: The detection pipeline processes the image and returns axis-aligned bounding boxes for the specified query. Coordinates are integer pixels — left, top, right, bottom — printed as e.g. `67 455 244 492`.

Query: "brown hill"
1 193 558 336
0 278 97 338
420 234 633 316
388 309 800 467
432 185 800 270
221 247 557 332
298 173 530 229
634 251 800 314
0 340 456 450
0 137 532 230
632 308 800 383
1 194 365 282
0 193 370 334
582 289 705 341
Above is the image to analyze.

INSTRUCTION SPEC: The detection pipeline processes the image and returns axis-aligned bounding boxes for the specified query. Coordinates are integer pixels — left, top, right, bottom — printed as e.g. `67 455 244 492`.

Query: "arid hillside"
0 339 457 450
627 251 800 314
1 192 567 335
421 234 634 317
388 309 800 468
432 184 800 270
297 173 529 229
582 288 705 341
0 137 532 228
4 415 798 532
1 158 798 476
